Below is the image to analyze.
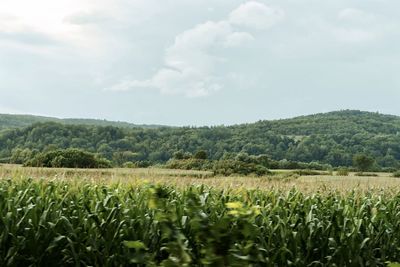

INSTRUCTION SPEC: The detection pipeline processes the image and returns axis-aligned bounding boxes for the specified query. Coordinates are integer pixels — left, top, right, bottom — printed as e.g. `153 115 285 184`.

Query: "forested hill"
0 114 162 130
1 110 400 168
252 110 400 136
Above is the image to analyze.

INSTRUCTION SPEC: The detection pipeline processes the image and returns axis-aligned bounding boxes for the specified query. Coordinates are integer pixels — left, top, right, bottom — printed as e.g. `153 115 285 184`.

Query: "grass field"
1 164 399 193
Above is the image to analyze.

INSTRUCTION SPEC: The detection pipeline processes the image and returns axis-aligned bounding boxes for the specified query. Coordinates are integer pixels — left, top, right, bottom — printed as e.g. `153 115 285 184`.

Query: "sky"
0 0 399 126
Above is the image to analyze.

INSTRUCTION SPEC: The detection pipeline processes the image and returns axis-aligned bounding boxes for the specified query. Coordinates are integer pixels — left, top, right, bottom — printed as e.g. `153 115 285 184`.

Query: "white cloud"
333 8 382 43
108 20 231 97
0 13 21 33
108 1 283 97
108 68 222 98
338 8 376 24
229 1 284 30
223 31 255 47
0 0 106 52
0 0 91 37
2 0 400 125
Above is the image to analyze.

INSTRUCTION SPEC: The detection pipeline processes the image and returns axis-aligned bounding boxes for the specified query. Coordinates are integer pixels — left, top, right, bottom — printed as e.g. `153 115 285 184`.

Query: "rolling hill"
1 110 399 168
0 114 162 130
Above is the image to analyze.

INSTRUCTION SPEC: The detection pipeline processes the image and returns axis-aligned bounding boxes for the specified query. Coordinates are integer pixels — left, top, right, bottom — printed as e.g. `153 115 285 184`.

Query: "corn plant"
0 178 400 266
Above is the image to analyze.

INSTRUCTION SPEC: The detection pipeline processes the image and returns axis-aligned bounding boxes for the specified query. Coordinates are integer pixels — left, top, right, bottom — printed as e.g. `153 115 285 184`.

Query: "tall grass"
0 177 400 266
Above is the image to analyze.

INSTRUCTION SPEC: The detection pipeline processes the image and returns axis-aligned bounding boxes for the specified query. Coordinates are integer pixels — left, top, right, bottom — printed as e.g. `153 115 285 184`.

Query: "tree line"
0 110 399 170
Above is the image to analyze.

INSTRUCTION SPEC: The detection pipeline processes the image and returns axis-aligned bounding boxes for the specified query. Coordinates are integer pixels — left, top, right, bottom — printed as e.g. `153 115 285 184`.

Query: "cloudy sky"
0 0 399 125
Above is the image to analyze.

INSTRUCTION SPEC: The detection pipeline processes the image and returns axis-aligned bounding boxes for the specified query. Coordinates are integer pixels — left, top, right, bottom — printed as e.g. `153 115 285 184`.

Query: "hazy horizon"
1 0 399 125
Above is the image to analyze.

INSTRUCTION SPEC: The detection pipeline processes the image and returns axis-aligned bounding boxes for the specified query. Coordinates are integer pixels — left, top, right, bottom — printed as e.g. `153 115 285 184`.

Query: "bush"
293 169 327 176
337 168 349 176
276 159 332 171
135 161 152 168
393 171 400 178
194 150 208 160
165 158 270 176
353 154 375 172
122 162 136 168
122 161 152 168
355 172 378 177
165 159 212 171
213 160 270 176
24 149 112 168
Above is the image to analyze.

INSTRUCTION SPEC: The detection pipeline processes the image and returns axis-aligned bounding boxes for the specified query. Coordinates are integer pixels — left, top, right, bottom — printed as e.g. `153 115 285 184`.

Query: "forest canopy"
0 110 399 169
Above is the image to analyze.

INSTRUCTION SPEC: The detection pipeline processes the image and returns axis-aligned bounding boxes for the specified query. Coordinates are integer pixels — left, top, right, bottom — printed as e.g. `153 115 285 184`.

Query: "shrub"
213 160 270 176
165 158 270 176
293 169 327 176
393 171 400 178
337 168 349 176
138 161 152 168
122 162 136 168
165 159 212 171
24 149 112 168
172 151 184 160
355 172 378 177
194 150 208 160
353 154 375 172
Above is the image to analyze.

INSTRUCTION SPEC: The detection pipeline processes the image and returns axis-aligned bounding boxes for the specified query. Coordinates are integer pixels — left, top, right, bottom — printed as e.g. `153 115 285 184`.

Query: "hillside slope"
0 114 161 130
256 110 400 135
1 110 399 168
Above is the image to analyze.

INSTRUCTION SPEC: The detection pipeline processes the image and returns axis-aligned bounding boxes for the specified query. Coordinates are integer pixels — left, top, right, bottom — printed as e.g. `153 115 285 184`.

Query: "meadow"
1 164 400 193
1 164 400 266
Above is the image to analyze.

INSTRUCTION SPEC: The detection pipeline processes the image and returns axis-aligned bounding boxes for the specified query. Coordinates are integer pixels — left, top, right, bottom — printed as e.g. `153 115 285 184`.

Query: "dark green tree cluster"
212 159 270 176
165 152 330 176
353 154 375 172
0 110 399 169
24 148 112 168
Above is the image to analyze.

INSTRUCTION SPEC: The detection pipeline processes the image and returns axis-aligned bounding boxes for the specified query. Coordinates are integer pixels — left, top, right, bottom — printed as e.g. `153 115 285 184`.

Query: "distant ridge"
0 114 164 130
253 109 398 124
246 109 400 136
1 109 398 131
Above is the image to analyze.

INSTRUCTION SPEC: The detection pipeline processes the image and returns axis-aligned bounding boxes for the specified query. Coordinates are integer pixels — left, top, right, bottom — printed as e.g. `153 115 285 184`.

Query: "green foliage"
1 179 400 265
212 159 270 176
166 154 271 176
173 151 185 160
24 148 112 168
1 110 400 169
10 148 38 164
0 113 161 130
393 171 400 178
165 159 213 171
355 172 379 177
337 168 350 176
293 169 327 176
122 162 137 168
193 150 208 160
353 154 375 172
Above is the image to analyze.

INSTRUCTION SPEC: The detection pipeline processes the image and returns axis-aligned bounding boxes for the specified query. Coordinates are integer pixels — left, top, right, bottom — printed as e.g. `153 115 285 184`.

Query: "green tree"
173 151 184 160
25 148 112 168
353 154 375 172
194 150 208 160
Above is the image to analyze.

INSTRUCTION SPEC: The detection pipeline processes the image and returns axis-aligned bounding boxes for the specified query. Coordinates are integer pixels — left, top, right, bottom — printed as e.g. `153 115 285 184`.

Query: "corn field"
0 178 400 266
